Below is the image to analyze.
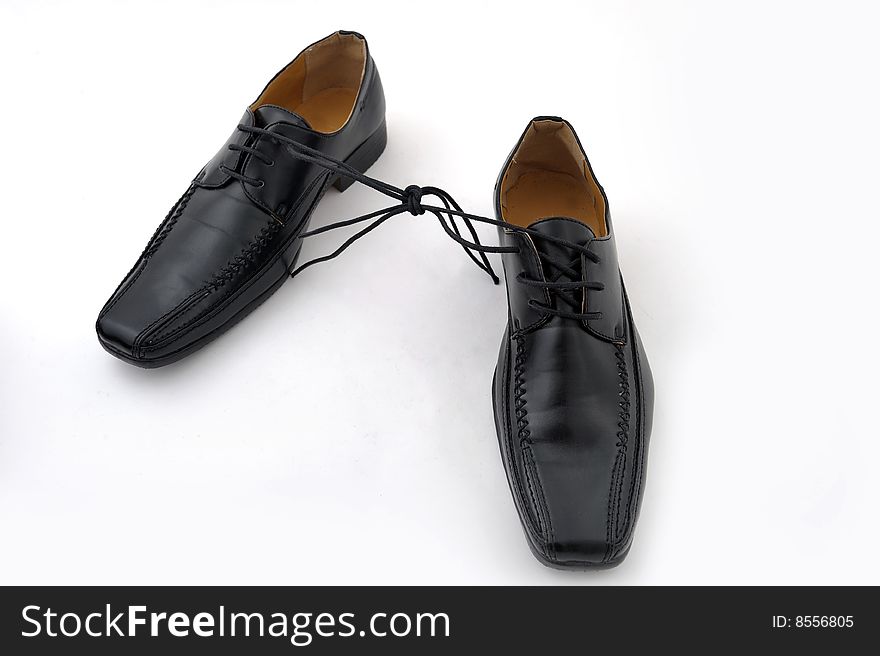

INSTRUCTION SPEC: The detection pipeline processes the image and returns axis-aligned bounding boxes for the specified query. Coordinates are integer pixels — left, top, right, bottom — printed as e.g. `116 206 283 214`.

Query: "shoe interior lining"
499 119 607 236
250 31 366 134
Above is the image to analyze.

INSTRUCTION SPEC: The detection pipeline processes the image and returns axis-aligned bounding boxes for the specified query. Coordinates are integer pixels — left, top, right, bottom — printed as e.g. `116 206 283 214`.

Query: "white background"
1 0 878 585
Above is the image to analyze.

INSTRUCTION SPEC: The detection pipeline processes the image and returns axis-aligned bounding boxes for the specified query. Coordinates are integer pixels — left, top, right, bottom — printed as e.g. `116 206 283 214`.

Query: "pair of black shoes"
97 31 654 569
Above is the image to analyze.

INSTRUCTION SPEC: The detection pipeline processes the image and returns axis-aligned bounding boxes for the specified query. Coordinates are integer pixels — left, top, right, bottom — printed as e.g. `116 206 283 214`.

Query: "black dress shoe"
491 117 654 568
96 30 386 367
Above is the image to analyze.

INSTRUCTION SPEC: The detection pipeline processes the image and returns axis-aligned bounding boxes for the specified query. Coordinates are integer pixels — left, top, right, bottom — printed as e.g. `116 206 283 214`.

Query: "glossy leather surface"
492 118 654 568
97 31 386 367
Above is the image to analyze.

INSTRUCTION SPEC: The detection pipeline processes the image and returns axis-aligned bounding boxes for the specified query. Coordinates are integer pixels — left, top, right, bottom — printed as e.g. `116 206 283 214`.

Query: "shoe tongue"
252 104 312 129
527 217 596 263
529 216 596 290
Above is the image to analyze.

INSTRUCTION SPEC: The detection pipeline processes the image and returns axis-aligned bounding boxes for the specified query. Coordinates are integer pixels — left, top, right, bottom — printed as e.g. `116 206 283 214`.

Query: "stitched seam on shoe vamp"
502 332 548 549
513 334 531 445
623 293 648 538
618 348 644 554
521 447 546 542
146 289 218 347
513 333 556 559
627 342 646 535
522 445 555 560
605 450 625 563
98 260 146 329
504 335 539 541
142 220 282 348
144 184 197 258
111 185 198 357
132 289 204 358
613 343 632 539
98 184 196 322
604 341 631 563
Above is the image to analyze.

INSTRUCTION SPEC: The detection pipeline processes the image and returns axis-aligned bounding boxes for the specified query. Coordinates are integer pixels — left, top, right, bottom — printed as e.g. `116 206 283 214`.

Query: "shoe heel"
333 120 387 192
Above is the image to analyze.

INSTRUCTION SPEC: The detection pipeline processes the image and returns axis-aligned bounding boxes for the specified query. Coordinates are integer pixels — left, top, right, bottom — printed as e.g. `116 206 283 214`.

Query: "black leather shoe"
97 30 386 367
491 117 654 568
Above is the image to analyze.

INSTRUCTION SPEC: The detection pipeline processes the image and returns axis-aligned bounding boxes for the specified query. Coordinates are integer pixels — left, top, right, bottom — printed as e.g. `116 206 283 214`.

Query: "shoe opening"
499 118 607 237
251 31 366 134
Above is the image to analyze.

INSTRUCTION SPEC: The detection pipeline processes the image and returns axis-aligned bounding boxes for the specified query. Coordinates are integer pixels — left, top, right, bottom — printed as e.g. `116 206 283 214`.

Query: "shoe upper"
96 30 385 365
493 117 654 567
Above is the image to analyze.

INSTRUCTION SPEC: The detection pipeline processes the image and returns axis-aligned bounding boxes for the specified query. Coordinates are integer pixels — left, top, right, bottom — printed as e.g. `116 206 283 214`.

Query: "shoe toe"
519 441 636 569
95 275 192 367
96 309 141 360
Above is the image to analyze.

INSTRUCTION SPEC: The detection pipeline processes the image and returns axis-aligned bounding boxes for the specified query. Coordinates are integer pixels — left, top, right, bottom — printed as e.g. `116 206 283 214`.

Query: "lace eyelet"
267 160 275 167
256 180 265 188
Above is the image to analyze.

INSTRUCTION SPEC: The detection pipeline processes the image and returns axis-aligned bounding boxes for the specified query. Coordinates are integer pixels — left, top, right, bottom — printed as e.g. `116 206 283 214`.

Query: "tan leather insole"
293 87 359 133
504 170 605 236
250 31 365 134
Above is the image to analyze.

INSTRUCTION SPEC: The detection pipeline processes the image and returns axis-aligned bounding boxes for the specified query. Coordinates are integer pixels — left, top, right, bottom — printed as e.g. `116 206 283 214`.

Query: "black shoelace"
222 124 604 321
